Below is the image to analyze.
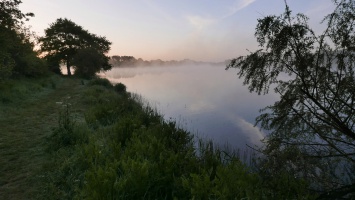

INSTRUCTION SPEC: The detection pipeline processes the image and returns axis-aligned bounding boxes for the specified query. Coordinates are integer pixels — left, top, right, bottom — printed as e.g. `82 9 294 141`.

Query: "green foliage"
0 76 56 104
0 50 14 80
88 78 113 89
85 102 120 128
14 50 48 77
39 18 85 76
114 83 126 93
48 104 89 151
0 0 34 29
43 79 315 199
44 55 61 74
182 160 261 199
40 18 112 76
227 1 355 197
0 25 14 79
72 47 110 78
0 1 47 79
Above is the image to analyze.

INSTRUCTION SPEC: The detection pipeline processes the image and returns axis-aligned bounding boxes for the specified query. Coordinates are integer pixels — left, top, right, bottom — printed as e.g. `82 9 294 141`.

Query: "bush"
88 78 113 89
20 53 48 77
114 83 126 93
0 52 14 80
48 105 89 151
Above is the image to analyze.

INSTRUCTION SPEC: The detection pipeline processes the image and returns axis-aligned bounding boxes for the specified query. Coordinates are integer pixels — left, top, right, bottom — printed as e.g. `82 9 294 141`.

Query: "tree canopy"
227 0 355 198
0 0 34 29
72 47 111 78
40 18 111 76
0 0 46 79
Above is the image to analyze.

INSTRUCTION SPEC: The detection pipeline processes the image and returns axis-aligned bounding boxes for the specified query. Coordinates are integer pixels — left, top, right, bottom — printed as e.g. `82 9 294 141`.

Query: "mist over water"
104 64 277 149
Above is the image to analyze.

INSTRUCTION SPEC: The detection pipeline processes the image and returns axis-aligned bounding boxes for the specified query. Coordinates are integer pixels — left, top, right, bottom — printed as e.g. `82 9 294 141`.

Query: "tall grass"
0 76 57 104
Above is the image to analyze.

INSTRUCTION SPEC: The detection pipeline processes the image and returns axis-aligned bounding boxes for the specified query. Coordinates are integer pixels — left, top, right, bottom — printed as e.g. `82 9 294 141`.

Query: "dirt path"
0 77 86 199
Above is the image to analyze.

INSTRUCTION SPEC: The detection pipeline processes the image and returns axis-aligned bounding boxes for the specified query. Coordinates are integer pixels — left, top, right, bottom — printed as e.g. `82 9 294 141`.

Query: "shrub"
0 52 14 80
20 53 48 77
114 83 126 93
48 105 89 151
88 78 113 89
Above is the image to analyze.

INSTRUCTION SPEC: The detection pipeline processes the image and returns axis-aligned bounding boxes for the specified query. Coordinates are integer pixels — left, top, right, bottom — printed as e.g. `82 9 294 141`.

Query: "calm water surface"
104 64 277 149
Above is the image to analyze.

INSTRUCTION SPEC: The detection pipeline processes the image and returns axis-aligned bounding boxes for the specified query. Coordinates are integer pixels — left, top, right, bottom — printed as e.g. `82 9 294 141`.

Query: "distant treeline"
110 55 226 67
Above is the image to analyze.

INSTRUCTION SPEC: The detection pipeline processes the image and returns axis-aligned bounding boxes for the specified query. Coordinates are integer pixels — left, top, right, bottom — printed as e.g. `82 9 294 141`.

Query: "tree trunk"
66 60 71 76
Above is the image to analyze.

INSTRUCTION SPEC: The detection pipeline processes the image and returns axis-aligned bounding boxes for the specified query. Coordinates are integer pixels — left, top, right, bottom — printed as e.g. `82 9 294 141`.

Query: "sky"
21 0 335 62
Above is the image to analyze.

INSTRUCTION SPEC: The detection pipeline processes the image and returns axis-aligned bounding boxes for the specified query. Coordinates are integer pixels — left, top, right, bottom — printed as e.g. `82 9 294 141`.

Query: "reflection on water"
103 64 277 149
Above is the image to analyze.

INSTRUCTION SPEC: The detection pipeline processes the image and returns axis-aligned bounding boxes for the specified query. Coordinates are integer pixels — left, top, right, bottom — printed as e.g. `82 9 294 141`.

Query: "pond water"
103 64 277 149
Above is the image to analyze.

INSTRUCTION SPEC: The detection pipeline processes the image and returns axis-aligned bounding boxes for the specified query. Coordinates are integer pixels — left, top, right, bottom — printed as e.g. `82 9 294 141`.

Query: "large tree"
227 0 355 197
72 47 111 78
0 0 46 78
0 0 34 29
40 18 111 75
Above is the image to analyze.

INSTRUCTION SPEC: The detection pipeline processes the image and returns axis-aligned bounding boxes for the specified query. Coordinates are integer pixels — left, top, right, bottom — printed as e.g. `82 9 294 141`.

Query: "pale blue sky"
21 0 334 62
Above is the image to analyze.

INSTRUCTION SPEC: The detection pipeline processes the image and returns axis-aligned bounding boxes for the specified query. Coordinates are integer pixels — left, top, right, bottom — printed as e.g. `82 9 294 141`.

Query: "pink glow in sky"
21 0 334 62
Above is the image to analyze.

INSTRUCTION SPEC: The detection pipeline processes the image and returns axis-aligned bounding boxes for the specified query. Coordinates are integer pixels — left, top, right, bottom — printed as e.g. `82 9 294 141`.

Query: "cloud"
186 15 216 30
224 0 256 18
186 0 256 29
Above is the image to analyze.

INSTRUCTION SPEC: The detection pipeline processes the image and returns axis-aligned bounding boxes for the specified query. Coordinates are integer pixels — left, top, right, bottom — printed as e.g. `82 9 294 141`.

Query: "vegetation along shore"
1 0 354 199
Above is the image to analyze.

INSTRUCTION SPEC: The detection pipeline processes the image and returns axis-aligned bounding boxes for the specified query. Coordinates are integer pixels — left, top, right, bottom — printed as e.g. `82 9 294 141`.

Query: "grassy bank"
0 75 315 199
0 75 88 199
